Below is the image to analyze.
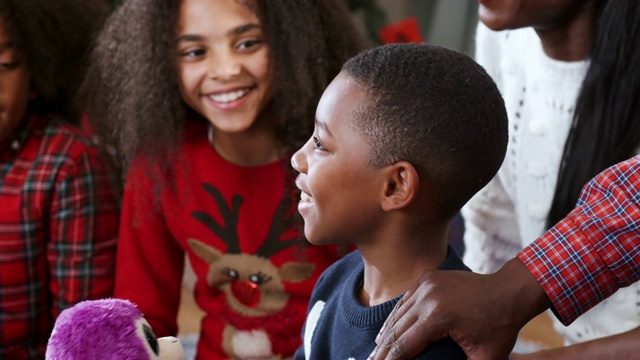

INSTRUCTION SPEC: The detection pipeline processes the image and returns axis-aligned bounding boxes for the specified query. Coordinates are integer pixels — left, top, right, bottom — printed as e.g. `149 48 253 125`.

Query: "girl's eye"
313 136 327 151
180 48 205 58
237 39 262 50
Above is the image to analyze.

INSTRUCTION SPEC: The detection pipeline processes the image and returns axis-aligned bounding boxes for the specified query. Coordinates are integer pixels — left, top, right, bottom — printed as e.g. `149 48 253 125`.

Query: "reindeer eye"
249 271 273 285
222 267 239 279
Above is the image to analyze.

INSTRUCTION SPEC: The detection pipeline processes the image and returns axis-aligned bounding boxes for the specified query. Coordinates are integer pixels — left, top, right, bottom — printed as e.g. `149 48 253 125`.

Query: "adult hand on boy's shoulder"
370 258 549 360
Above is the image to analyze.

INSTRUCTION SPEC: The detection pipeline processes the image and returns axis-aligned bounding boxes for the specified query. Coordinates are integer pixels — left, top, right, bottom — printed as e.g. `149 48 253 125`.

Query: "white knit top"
462 22 640 345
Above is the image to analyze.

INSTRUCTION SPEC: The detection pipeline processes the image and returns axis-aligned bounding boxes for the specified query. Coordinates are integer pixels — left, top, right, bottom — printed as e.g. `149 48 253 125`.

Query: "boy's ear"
381 161 419 211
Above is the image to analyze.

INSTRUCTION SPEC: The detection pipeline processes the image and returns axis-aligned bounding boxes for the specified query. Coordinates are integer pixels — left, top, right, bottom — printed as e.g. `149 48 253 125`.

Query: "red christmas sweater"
114 120 345 359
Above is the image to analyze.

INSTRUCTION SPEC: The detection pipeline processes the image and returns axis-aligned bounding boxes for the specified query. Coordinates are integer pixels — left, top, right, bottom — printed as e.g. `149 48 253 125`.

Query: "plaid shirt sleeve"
46 134 119 317
0 115 119 357
518 155 640 325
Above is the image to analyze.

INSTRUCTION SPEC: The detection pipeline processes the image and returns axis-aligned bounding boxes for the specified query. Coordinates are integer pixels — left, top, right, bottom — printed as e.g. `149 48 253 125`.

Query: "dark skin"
369 258 551 360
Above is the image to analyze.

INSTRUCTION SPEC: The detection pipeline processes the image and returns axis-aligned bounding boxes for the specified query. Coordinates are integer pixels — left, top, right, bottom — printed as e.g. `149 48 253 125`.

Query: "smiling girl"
82 0 366 359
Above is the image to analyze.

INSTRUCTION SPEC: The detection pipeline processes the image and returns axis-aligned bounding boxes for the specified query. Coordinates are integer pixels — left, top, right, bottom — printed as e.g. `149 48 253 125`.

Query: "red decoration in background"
379 16 424 44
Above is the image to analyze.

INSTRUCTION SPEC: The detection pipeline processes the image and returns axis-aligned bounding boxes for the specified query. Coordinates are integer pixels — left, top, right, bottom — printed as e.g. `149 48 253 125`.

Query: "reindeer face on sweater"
189 183 314 315
188 238 314 316
188 183 315 358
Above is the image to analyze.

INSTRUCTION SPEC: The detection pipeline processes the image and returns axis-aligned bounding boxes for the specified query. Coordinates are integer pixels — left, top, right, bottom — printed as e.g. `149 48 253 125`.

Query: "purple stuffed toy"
45 298 184 360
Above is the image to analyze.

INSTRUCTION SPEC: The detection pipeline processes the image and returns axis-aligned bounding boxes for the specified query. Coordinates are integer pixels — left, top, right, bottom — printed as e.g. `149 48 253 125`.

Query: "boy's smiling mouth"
300 191 313 203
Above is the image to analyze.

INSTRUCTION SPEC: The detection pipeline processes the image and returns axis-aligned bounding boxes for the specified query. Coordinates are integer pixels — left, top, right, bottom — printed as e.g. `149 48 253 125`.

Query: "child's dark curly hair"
83 0 368 178
0 0 107 122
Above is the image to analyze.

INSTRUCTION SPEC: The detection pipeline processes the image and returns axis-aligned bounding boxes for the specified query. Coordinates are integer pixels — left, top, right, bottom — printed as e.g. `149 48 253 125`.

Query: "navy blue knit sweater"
294 245 469 360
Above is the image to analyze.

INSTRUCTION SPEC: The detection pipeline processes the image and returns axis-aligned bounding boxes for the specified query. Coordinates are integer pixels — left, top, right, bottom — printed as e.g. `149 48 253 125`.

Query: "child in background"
0 1 118 358
82 0 367 358
291 43 508 359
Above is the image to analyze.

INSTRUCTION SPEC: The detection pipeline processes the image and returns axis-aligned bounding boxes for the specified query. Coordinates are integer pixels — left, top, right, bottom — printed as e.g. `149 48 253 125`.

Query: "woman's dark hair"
548 0 640 228
83 0 367 181
0 0 107 123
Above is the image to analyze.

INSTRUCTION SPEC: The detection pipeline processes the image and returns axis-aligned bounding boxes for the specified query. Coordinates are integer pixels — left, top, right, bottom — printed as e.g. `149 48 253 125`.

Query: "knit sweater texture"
295 246 468 360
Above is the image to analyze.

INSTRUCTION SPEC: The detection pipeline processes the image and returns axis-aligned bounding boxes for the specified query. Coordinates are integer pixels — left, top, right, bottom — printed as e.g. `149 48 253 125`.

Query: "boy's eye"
313 136 326 151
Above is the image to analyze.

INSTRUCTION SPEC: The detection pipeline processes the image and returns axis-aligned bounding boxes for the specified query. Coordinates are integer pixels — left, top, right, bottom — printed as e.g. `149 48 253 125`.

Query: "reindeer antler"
192 183 243 254
255 196 301 259
193 183 302 258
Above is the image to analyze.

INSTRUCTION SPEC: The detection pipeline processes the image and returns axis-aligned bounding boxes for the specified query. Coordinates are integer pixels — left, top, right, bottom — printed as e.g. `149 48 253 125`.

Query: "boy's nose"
291 147 306 173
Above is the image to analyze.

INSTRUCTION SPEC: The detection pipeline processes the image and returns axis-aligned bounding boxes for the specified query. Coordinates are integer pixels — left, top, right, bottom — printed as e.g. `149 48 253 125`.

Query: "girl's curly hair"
83 0 368 180
0 0 107 123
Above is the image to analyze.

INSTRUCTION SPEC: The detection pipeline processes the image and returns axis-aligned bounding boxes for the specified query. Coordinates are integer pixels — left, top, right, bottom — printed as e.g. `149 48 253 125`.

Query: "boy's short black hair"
342 43 508 219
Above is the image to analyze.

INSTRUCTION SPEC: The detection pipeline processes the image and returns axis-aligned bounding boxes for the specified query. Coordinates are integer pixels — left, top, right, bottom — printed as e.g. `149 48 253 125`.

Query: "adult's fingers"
370 279 449 359
375 286 414 345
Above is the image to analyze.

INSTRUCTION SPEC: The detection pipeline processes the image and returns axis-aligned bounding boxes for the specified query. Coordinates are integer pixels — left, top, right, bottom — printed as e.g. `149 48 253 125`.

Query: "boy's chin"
303 230 330 246
304 236 324 246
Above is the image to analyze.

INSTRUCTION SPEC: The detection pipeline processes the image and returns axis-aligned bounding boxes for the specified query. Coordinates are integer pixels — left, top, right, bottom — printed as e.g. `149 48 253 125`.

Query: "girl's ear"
381 161 419 211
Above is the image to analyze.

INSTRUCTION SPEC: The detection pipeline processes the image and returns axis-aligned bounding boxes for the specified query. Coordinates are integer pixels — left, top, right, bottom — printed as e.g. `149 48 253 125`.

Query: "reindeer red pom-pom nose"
231 280 261 307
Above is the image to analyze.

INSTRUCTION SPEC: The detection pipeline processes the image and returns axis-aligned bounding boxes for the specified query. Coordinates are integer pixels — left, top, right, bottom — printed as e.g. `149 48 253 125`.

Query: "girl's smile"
207 87 251 104
176 0 274 136
204 85 254 111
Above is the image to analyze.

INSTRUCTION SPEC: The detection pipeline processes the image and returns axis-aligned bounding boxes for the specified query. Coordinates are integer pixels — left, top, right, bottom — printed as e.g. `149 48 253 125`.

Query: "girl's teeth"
210 89 248 103
301 192 313 202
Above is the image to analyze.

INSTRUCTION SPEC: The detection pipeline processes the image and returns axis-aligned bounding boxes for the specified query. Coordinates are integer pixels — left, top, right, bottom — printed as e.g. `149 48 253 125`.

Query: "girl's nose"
209 53 241 80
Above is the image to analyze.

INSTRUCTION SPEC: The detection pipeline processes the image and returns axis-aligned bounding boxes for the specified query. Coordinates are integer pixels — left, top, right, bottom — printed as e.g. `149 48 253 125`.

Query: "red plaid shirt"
0 113 119 359
519 155 640 326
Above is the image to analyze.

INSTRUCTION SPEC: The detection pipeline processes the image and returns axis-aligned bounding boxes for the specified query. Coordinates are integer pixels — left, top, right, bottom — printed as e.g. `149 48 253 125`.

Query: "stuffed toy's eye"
143 323 160 356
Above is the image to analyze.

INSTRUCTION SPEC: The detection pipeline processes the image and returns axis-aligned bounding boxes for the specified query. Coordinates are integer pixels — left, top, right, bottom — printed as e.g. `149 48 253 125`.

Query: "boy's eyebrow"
315 119 333 137
176 24 261 43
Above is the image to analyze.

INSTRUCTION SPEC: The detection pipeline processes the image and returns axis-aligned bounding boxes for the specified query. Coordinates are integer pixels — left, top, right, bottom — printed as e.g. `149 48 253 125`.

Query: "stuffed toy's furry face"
45 298 184 360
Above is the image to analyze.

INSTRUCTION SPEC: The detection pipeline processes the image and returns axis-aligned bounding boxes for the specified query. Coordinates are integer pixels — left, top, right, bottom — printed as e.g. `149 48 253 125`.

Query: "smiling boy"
291 43 508 359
